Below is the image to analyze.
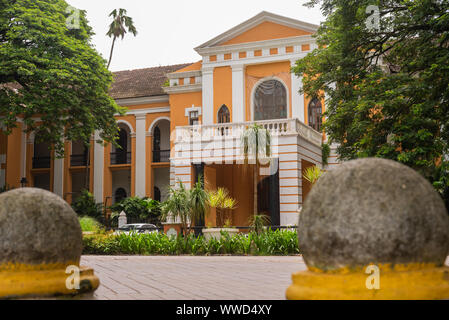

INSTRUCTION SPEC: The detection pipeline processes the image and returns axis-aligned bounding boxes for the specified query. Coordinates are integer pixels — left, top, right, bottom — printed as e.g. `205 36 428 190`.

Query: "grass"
82 229 300 256
79 216 103 233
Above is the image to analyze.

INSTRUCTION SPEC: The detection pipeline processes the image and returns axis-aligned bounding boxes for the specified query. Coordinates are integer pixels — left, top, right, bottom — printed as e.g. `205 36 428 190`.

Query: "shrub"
82 229 300 256
79 216 103 233
72 189 103 220
110 197 161 226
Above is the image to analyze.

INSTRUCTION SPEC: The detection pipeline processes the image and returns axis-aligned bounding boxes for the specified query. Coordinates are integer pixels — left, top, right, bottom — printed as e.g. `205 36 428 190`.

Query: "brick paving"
80 255 307 300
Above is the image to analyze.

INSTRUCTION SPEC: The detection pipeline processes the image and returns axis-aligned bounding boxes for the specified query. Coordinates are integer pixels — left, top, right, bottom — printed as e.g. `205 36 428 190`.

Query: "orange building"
0 12 340 227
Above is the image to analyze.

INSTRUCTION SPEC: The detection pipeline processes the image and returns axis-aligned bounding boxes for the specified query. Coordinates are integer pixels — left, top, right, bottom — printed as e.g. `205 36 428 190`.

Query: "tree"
241 124 272 216
293 0 449 206
106 8 137 69
0 0 124 156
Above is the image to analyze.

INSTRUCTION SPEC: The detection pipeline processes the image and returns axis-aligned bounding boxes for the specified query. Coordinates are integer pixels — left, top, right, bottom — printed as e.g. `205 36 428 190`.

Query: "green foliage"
249 214 271 235
0 0 124 156
161 181 190 235
79 216 103 233
71 189 103 220
322 143 331 166
293 0 449 207
161 179 211 234
303 166 324 185
110 196 160 219
189 176 210 225
82 229 300 256
208 187 237 227
241 123 272 164
110 196 161 226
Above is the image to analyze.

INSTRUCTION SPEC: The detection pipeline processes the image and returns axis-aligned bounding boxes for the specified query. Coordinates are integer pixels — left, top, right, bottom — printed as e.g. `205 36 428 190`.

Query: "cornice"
163 83 202 94
115 95 169 106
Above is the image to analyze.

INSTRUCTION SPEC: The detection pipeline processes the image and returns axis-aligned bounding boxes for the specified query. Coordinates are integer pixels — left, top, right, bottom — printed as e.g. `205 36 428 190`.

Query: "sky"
66 0 325 72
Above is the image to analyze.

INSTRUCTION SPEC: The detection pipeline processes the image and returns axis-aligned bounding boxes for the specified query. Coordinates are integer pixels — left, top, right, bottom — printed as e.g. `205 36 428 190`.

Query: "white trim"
204 52 309 69
116 120 135 134
167 70 202 79
163 83 202 94
197 36 314 57
148 116 171 135
115 95 169 106
250 76 290 121
195 11 318 50
184 105 202 118
115 107 170 117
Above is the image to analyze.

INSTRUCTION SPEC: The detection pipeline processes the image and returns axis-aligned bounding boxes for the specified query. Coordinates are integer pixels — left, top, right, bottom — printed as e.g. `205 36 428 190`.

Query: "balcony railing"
174 118 323 147
70 154 89 167
153 150 170 163
32 156 51 169
110 152 131 165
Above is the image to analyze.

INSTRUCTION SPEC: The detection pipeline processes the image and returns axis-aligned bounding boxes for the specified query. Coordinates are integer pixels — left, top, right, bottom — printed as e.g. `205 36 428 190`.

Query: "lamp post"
20 177 28 188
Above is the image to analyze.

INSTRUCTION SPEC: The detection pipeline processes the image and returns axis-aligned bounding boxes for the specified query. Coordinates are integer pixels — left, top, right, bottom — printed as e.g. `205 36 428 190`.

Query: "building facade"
0 11 340 226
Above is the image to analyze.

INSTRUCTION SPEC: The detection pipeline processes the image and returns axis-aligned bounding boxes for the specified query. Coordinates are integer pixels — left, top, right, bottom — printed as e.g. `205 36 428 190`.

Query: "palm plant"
161 182 190 236
189 176 209 232
303 166 324 185
241 124 271 216
249 214 271 235
106 9 137 69
208 188 237 227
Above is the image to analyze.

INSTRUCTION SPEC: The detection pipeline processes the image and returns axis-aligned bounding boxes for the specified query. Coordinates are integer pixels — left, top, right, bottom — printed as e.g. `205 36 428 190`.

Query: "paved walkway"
81 255 307 300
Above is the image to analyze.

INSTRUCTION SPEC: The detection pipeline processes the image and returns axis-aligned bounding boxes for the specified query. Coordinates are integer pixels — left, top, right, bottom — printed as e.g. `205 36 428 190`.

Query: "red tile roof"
109 63 193 99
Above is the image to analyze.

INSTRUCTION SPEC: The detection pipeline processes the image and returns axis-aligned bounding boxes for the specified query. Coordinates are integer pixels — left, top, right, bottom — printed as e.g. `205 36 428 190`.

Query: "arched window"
115 188 127 203
218 105 230 123
308 98 322 132
153 126 161 151
114 128 129 164
254 79 287 121
154 187 161 202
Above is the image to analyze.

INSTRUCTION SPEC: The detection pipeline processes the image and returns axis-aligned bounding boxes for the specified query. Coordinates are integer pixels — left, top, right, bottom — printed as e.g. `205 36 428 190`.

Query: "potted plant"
203 188 238 241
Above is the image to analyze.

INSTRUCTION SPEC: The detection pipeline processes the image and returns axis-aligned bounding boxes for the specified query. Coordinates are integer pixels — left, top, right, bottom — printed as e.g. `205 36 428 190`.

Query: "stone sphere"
0 188 82 266
298 158 449 271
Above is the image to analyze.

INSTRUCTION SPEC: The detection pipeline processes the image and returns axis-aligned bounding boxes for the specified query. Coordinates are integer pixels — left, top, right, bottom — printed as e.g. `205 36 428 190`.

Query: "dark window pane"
254 80 287 121
308 98 322 132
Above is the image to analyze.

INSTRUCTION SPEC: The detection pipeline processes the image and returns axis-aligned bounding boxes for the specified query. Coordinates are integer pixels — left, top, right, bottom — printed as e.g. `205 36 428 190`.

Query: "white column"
53 156 64 197
135 114 146 197
20 125 27 180
202 67 214 125
232 64 245 123
291 59 305 123
93 130 104 203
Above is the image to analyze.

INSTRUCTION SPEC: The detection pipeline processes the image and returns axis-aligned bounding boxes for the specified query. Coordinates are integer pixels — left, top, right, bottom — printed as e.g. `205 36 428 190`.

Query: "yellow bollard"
287 158 449 300
0 188 99 299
